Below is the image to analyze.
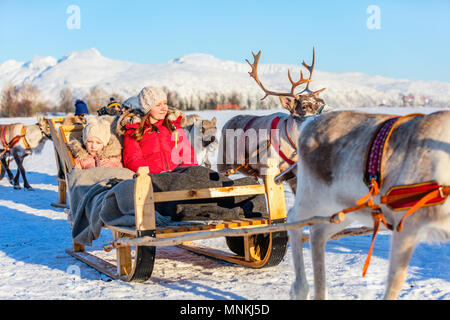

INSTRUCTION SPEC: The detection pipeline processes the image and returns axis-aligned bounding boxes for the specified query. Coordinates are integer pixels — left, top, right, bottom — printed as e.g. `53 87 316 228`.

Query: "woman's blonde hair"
132 112 176 142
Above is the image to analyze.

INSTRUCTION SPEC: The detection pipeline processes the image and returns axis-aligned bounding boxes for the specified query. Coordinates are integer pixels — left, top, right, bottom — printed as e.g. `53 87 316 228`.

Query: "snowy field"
0 107 448 300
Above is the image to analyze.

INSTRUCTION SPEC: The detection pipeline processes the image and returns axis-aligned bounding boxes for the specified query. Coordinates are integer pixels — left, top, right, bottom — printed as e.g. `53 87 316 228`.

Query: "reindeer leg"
12 155 21 189
286 177 297 195
383 229 418 300
17 152 33 191
11 150 30 190
288 205 311 300
204 158 212 169
3 157 15 185
309 222 349 300
0 157 5 181
289 226 310 299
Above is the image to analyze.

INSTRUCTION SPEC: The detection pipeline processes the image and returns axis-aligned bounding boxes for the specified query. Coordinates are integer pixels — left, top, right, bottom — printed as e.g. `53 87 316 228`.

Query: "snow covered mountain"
1 48 449 108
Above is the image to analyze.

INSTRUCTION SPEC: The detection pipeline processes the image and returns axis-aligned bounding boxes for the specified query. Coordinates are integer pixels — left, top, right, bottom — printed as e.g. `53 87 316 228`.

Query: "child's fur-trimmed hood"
68 115 123 160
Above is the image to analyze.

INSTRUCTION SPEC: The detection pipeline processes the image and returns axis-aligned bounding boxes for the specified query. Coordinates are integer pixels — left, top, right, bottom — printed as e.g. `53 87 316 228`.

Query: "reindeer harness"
333 113 450 276
225 116 297 176
0 125 31 155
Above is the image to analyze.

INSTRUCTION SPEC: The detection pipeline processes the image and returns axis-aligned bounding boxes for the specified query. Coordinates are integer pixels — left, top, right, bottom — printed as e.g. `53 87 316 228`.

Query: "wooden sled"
55 123 372 283
48 118 71 209
55 123 297 282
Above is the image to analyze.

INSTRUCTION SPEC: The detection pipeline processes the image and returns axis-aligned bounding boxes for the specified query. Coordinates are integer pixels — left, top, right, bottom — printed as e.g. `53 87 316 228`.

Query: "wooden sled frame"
54 123 295 282
48 118 70 209
53 122 373 283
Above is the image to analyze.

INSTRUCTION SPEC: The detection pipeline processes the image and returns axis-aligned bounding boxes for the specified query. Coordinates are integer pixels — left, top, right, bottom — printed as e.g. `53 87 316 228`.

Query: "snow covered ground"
0 107 448 300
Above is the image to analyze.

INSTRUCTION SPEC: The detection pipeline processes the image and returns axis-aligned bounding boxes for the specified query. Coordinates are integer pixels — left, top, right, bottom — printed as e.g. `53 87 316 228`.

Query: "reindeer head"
200 117 217 148
36 115 51 139
246 48 326 117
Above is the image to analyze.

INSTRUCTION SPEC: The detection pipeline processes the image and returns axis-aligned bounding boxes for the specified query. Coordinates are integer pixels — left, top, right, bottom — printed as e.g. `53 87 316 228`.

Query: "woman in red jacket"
122 86 197 173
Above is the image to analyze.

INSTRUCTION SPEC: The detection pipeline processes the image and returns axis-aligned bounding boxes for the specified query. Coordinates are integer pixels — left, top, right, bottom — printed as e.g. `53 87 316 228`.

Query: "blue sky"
0 0 449 82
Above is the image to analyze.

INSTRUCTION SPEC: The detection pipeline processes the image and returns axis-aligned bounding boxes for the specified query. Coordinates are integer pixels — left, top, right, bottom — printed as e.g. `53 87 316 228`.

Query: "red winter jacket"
122 116 198 173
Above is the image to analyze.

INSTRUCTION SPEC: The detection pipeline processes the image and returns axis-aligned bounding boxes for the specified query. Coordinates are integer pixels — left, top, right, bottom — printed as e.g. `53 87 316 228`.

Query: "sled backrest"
58 124 84 173
48 118 66 177
48 118 66 162
48 118 64 148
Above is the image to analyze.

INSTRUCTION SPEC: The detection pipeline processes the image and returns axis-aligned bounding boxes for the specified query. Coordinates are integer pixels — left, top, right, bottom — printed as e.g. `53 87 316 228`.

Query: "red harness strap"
0 125 9 151
270 117 295 165
0 125 30 154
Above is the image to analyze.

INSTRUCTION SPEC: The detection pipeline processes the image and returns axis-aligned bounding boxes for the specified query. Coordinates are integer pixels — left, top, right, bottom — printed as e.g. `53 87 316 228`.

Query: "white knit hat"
82 117 111 146
138 86 167 114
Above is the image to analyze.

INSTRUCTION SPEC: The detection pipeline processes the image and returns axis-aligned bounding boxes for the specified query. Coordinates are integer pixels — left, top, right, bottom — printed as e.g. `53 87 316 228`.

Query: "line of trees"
0 83 126 117
0 83 280 117
0 83 52 117
162 86 278 111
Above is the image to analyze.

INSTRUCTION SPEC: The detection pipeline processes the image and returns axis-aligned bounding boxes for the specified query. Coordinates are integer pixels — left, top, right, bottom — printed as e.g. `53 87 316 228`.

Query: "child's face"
85 137 104 155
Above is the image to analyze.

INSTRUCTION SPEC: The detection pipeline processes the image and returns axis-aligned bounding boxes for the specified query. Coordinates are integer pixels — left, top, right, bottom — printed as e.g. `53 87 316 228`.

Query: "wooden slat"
105 225 137 236
134 167 156 231
264 162 287 222
152 184 266 202
49 118 67 206
48 118 64 153
223 221 240 228
232 219 251 227
154 218 268 234
50 202 69 209
58 125 83 172
113 231 132 276
72 241 85 253
58 178 67 204
66 249 125 280
154 220 269 239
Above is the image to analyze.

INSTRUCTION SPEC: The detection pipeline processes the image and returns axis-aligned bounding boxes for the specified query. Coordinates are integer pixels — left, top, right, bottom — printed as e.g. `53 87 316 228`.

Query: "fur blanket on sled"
68 166 268 246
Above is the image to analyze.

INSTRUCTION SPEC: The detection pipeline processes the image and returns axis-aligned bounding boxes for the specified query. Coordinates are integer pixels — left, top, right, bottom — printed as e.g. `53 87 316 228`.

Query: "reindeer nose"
203 136 216 147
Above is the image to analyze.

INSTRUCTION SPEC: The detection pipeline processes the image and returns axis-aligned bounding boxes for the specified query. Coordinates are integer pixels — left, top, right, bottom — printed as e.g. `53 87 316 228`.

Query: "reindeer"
288 110 450 299
61 113 87 126
0 116 52 190
217 48 327 193
183 115 218 168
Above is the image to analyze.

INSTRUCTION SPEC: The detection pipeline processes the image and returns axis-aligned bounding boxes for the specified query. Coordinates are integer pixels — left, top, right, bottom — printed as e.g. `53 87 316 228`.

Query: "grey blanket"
68 166 267 246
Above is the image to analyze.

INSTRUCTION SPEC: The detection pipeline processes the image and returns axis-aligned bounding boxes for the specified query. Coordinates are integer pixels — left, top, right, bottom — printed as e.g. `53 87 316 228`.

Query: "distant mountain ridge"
1 48 449 108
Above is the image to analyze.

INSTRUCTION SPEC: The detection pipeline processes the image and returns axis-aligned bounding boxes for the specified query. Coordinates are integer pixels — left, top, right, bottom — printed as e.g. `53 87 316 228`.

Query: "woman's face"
85 137 104 155
148 100 168 124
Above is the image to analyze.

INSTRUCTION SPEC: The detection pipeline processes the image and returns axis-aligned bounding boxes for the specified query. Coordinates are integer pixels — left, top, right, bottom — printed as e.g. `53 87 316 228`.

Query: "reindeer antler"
287 68 310 96
246 51 310 100
298 47 326 95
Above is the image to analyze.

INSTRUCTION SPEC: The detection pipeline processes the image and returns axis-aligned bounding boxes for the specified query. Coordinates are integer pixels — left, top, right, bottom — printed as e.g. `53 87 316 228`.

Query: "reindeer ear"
313 88 326 96
279 96 297 112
